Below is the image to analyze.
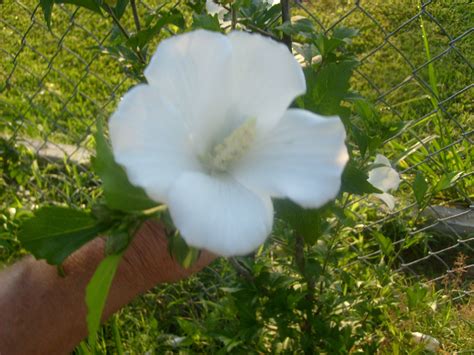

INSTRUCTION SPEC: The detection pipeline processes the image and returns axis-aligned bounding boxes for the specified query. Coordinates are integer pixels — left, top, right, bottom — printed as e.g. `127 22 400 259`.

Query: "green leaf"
276 18 314 36
192 13 222 32
103 0 117 6
18 206 109 265
313 35 345 56
105 231 131 255
35 0 103 35
332 27 359 41
374 232 394 257
341 162 382 195
302 59 358 115
351 124 369 157
127 9 185 50
93 121 157 212
91 203 116 225
40 0 55 29
305 259 322 279
112 0 128 19
168 232 200 269
434 171 463 192
354 99 378 126
402 234 424 250
274 199 325 244
105 219 143 255
406 284 428 311
413 171 428 205
86 253 123 348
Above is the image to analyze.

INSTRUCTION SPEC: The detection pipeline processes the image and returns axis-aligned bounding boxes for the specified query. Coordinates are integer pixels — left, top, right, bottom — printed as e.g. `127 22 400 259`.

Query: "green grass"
0 0 134 145
302 0 473 201
1 0 473 353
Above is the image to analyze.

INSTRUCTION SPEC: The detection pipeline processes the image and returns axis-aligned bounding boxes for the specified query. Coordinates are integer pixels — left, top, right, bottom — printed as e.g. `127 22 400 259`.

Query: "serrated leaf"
332 26 359 41
302 59 358 115
86 253 123 348
274 199 324 244
276 18 314 36
93 121 157 212
168 232 200 269
341 162 382 195
192 13 222 32
313 34 345 56
127 9 185 50
413 171 428 205
19 206 109 265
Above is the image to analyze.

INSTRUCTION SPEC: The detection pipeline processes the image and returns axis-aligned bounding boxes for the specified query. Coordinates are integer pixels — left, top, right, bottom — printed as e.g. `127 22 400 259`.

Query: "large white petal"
109 84 202 202
228 31 306 134
143 30 305 150
144 30 233 154
232 109 348 208
168 172 273 256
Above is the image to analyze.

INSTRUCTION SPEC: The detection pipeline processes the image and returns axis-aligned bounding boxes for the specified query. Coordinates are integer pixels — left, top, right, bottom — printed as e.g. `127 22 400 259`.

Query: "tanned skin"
0 221 215 355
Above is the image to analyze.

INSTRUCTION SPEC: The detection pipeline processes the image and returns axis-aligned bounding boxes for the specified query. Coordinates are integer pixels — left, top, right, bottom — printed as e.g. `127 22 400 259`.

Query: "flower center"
202 117 257 173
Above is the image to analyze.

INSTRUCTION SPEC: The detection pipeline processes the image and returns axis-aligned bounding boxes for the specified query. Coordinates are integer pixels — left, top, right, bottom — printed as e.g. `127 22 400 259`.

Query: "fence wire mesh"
1 0 473 299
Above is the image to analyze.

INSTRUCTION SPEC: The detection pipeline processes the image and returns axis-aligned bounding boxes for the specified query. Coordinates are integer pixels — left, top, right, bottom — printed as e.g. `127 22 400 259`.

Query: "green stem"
102 3 146 64
130 0 141 32
141 204 168 216
281 0 292 51
231 3 237 30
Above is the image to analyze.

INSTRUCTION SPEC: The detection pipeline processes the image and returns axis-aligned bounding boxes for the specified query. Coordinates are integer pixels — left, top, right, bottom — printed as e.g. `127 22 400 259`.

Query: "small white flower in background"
206 0 280 23
109 30 348 256
411 332 441 352
205 0 227 22
261 0 280 5
367 154 400 210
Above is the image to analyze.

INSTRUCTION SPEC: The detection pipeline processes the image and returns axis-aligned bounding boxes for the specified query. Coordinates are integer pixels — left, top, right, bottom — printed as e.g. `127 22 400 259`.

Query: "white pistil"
205 117 257 173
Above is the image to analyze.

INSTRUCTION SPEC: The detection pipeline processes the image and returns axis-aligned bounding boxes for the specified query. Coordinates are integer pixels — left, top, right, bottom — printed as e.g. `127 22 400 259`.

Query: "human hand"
0 219 216 355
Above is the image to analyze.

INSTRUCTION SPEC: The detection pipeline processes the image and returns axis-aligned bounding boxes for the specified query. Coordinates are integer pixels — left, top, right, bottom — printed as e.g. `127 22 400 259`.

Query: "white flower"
367 154 401 210
260 0 280 5
205 0 233 28
205 0 280 25
411 332 440 352
109 30 348 256
205 0 227 22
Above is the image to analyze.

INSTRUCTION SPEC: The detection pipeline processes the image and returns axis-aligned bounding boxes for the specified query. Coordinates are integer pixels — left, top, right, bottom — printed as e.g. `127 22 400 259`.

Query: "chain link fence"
1 0 473 298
